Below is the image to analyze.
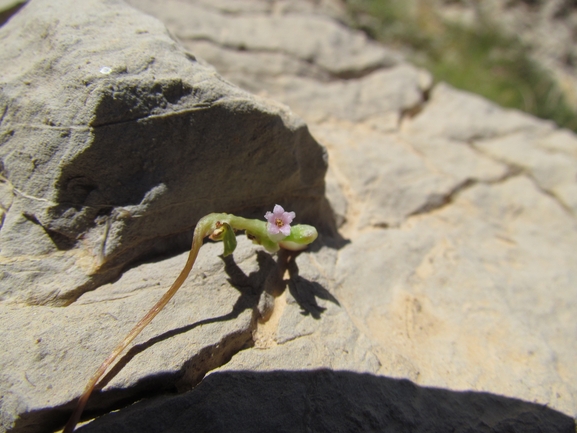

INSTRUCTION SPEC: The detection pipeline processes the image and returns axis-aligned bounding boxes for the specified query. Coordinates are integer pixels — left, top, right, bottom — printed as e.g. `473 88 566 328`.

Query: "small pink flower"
265 204 295 241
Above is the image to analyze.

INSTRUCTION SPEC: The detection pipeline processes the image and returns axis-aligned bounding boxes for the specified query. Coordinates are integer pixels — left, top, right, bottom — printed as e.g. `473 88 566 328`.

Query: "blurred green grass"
345 0 577 132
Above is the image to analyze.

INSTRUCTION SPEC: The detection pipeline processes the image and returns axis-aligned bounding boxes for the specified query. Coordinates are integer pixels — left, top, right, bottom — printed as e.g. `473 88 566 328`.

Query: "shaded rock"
0 1 26 27
77 370 576 433
0 0 328 306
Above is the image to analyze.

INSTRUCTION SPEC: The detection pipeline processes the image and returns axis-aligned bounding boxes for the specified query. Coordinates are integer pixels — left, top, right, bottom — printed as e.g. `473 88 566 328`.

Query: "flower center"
275 218 284 228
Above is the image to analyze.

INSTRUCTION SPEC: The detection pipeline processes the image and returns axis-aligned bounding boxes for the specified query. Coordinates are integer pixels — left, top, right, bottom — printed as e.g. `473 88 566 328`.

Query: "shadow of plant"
282 250 340 320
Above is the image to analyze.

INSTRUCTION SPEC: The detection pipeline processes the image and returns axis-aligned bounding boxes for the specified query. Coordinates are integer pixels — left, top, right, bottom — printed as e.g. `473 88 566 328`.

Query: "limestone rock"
0 0 328 306
123 0 577 428
334 176 577 415
2 0 577 432
474 130 577 214
126 0 400 79
403 82 552 141
0 237 268 432
310 120 509 228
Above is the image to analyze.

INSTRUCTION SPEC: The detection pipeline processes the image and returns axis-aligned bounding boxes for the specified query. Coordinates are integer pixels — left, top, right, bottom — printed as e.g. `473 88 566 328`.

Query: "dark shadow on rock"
308 196 351 252
282 249 340 319
0 0 26 27
77 369 576 433
258 248 340 320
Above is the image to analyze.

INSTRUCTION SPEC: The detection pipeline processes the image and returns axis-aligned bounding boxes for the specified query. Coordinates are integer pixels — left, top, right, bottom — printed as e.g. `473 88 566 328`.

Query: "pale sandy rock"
260 64 429 124
312 121 456 228
403 82 554 141
474 130 577 214
192 0 348 19
82 236 573 432
127 0 401 78
130 0 428 127
406 135 510 184
334 176 577 416
0 173 13 227
309 120 508 228
76 244 389 433
537 128 577 158
185 40 333 84
96 0 577 429
225 246 380 372
185 43 428 124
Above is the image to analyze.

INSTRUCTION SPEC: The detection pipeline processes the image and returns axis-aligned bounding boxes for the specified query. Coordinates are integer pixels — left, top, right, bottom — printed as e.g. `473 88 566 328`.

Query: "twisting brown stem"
63 216 217 433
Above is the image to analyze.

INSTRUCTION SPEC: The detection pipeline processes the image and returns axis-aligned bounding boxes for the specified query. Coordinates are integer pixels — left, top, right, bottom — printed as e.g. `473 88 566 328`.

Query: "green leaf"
221 222 237 257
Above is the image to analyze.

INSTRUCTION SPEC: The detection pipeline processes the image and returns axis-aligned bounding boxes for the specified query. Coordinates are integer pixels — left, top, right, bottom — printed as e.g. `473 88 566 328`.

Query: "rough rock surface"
1 0 576 432
0 0 328 306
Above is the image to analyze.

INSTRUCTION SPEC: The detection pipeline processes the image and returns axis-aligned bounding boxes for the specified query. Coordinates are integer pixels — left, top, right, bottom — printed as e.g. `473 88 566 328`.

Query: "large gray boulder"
0 0 328 306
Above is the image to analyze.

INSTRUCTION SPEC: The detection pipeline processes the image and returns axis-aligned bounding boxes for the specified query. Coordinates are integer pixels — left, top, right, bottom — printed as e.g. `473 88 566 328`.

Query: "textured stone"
473 130 577 214
0 237 269 432
2 0 577 432
309 120 508 228
0 0 328 305
77 370 575 433
219 246 380 373
334 177 577 416
260 64 430 124
122 0 577 427
126 0 400 78
403 82 553 141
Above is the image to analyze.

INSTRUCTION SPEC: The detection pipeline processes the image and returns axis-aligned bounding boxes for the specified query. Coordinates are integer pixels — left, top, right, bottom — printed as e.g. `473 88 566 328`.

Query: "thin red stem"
63 217 215 432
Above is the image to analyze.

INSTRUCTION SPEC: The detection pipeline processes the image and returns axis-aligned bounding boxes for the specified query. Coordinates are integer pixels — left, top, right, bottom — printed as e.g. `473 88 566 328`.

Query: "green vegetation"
345 0 577 131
